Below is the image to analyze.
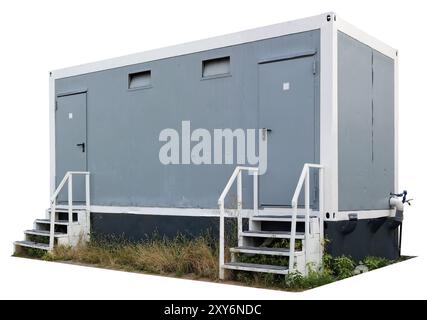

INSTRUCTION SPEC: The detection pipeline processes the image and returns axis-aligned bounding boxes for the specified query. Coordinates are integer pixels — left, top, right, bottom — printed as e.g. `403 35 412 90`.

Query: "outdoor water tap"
389 190 412 222
390 190 412 208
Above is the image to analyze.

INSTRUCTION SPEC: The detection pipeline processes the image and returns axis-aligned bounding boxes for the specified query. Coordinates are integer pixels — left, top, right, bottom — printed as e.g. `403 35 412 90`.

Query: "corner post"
320 13 339 223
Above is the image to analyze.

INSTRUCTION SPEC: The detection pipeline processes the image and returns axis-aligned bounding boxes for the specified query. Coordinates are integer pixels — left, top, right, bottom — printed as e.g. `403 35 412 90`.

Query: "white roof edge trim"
336 16 397 59
51 12 333 79
51 12 398 79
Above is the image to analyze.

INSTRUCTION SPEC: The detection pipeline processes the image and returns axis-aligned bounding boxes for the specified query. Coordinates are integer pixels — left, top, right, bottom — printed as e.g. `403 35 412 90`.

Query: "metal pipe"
389 197 404 212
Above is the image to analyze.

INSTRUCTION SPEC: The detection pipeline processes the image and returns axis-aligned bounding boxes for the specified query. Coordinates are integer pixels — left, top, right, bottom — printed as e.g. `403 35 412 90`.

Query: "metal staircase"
218 164 324 279
14 172 90 254
14 166 323 279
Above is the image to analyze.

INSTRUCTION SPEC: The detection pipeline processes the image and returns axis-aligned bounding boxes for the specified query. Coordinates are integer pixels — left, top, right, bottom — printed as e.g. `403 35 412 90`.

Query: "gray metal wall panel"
55 30 320 209
372 51 395 208
338 32 394 211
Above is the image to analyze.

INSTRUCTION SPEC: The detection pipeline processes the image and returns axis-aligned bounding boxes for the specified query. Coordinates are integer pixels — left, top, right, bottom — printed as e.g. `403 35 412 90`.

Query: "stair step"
241 230 305 239
24 229 67 238
223 262 289 275
35 219 70 226
230 246 303 256
14 240 50 251
251 215 316 222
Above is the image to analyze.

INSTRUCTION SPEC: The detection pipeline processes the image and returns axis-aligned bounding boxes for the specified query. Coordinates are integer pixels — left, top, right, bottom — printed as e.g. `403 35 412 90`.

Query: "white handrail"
289 163 323 273
218 166 259 205
50 173 70 202
218 166 259 279
49 171 90 250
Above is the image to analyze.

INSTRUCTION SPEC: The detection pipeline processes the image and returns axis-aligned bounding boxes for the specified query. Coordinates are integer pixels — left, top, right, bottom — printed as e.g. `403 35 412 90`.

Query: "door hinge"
312 60 317 75
55 100 58 111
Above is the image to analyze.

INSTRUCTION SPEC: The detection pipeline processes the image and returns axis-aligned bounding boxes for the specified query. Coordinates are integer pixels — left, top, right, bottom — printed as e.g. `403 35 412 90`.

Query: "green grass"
231 253 354 290
362 256 392 270
43 235 219 279
14 247 47 259
17 234 403 291
26 234 50 244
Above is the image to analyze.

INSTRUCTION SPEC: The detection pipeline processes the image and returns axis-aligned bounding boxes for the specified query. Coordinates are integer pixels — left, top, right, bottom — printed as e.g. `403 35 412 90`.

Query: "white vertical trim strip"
49 74 55 198
320 16 339 220
318 167 325 262
394 54 399 193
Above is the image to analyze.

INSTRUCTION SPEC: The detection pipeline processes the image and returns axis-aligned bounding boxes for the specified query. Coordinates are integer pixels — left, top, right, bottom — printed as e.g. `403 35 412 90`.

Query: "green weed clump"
329 255 355 279
232 252 396 290
362 256 391 270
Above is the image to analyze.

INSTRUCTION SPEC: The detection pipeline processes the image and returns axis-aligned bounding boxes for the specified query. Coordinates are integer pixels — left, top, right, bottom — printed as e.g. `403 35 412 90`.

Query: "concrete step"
240 230 305 239
251 214 316 222
222 262 289 275
35 219 70 226
229 246 303 256
14 240 49 251
24 229 67 238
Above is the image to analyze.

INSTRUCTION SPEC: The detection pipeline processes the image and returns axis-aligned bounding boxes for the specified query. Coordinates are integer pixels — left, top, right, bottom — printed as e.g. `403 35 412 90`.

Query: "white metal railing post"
253 170 258 215
305 168 310 237
85 173 91 240
289 204 297 273
49 198 56 250
48 171 90 251
237 170 243 246
290 163 324 274
290 164 308 273
68 174 73 223
219 201 225 280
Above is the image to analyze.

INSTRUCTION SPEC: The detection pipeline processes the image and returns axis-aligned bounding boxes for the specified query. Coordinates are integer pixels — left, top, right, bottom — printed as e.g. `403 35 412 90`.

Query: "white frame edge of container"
49 12 398 222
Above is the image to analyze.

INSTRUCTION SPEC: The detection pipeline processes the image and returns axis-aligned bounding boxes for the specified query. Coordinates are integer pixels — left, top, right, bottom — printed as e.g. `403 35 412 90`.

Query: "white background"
0 0 426 299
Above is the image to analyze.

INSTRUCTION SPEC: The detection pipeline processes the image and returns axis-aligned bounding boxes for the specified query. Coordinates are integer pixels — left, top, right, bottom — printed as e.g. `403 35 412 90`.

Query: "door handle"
76 142 85 153
262 128 272 140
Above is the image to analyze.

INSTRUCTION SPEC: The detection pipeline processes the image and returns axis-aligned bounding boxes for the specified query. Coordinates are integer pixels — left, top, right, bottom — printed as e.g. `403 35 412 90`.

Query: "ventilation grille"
129 70 152 89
